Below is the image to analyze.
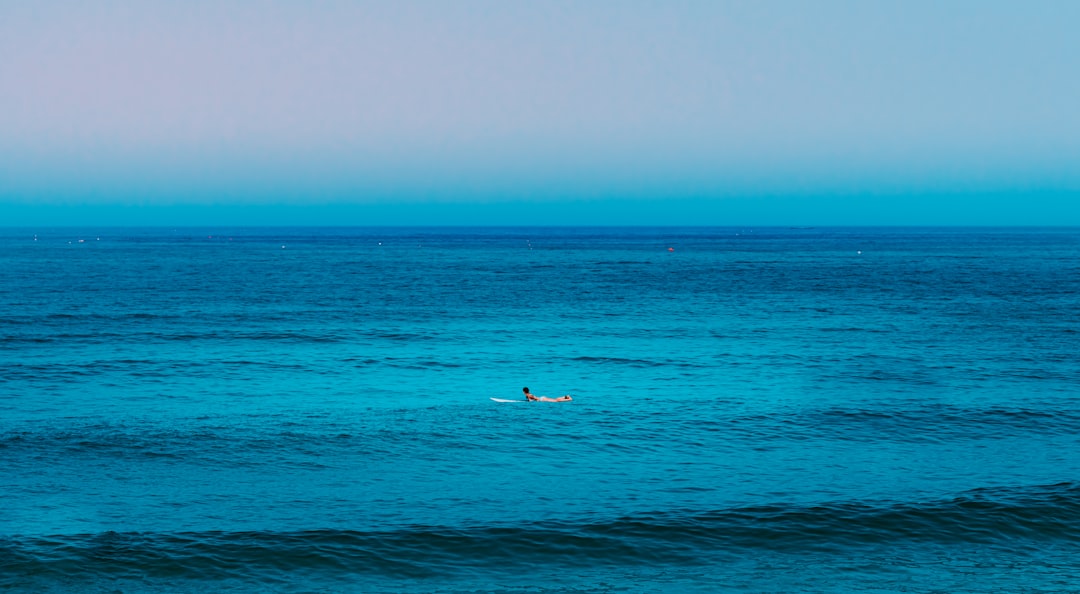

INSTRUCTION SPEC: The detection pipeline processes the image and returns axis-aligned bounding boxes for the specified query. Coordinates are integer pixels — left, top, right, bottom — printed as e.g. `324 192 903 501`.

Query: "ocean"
1 226 1078 592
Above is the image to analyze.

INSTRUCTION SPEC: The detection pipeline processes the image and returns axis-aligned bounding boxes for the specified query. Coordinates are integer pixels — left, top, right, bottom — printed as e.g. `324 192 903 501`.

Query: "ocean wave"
0 358 311 382
568 356 704 369
798 403 1080 442
590 399 1080 446
0 419 434 466
5 399 1076 467
150 331 347 343
2 327 349 345
3 483 1077 586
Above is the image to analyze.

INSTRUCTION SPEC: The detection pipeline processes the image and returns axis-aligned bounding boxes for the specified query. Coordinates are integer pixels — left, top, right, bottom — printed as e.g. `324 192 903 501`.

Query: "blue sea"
2 226 1079 593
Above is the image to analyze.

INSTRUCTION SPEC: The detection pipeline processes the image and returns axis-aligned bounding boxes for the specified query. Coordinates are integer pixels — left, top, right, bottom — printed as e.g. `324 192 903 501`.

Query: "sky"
1 1 1078 226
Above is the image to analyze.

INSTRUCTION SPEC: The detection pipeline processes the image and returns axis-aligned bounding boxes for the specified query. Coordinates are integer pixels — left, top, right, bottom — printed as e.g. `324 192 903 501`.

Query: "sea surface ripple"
1 226 1079 592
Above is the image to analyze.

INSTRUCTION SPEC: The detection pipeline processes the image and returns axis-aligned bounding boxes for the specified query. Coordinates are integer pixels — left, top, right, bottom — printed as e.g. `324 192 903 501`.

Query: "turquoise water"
2 227 1079 592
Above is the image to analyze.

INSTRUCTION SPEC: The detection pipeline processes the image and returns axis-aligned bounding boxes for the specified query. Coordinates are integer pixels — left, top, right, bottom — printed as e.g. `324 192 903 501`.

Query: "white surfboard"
490 398 527 403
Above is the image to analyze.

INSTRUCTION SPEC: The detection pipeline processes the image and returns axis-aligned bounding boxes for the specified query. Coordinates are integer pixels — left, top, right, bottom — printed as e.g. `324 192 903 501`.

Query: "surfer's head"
522 387 530 394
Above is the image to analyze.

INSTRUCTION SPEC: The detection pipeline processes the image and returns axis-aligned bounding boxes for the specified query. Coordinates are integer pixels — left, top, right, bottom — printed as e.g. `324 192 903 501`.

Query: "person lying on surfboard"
523 387 572 402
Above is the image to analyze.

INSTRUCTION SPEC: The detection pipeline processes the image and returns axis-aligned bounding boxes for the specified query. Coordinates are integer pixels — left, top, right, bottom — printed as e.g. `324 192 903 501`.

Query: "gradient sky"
2 1 1078 225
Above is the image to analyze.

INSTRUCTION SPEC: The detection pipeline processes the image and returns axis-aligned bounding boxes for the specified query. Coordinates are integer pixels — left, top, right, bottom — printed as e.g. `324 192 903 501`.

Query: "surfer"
523 387 572 402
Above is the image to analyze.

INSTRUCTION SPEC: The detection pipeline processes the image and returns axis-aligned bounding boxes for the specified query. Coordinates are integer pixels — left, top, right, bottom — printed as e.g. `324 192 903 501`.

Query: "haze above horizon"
2 1 1078 226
